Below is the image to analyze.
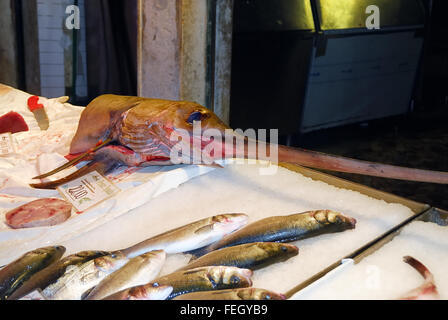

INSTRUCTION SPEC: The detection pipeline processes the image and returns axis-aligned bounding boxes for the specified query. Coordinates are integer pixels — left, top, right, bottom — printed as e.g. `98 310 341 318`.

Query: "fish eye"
153 282 159 287
281 246 288 252
264 294 271 300
110 253 116 258
187 111 203 124
230 276 240 284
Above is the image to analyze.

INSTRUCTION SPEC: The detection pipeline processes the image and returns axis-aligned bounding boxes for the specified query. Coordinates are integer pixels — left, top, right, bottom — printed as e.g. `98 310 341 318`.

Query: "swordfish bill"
217 135 448 184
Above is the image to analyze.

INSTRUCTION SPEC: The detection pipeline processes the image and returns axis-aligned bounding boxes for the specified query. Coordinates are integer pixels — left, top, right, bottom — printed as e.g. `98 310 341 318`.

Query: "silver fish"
40 251 129 300
194 210 356 257
152 266 253 300
8 250 109 300
85 250 166 300
179 242 299 272
0 246 65 300
120 214 248 258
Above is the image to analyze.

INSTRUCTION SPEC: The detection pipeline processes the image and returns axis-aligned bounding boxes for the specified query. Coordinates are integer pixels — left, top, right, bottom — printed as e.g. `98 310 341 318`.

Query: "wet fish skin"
152 266 253 299
102 283 173 300
0 245 65 300
121 213 249 258
8 250 110 300
179 242 299 272
399 256 440 300
41 251 129 300
85 250 166 300
173 287 286 300
196 210 356 256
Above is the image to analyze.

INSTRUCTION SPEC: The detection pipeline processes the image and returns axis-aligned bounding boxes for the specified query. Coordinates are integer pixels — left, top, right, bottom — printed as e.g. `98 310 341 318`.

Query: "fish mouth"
214 214 249 232
347 217 357 229
280 244 299 256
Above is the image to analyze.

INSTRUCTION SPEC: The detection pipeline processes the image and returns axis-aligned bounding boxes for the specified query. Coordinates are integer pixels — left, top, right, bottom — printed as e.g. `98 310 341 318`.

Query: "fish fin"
30 159 118 190
32 137 112 179
184 246 211 260
193 224 215 235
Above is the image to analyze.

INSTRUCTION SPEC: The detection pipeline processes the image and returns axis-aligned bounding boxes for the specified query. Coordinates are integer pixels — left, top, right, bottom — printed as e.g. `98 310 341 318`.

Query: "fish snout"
281 243 299 257
53 245 66 254
222 267 253 287
215 213 249 231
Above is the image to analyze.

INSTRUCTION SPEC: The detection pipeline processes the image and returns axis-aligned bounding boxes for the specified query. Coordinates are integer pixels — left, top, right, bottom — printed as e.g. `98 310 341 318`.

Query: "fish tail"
185 246 213 260
29 159 119 190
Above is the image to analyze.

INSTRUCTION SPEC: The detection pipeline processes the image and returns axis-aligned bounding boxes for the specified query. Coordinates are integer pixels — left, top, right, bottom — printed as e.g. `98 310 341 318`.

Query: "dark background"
294 0 448 209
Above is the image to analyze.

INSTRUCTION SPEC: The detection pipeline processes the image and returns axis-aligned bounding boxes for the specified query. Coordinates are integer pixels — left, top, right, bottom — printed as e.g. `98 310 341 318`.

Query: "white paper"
0 85 217 266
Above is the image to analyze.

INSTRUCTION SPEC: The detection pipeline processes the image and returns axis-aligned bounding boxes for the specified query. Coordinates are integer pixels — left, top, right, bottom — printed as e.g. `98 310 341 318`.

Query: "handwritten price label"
57 170 120 212
0 133 15 155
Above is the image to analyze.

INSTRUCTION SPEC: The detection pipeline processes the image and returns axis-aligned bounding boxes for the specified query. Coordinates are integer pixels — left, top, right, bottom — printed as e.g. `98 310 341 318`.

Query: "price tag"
0 133 15 155
57 170 120 212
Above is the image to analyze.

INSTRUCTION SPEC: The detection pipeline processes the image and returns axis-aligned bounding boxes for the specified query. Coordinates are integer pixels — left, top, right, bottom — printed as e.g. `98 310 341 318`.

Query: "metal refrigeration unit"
230 0 316 137
300 0 426 133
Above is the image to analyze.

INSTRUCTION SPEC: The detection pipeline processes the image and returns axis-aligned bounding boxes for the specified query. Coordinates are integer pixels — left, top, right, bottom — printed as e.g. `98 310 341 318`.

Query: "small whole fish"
0 245 65 300
194 210 356 256
85 250 166 300
173 287 286 300
40 251 129 300
151 266 253 299
178 242 299 272
8 250 109 300
102 283 173 300
399 256 440 300
120 214 249 258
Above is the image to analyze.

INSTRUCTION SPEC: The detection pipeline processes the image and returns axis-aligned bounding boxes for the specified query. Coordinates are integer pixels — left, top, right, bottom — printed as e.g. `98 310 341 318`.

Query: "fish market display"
5 198 72 229
8 250 109 300
194 210 356 256
178 242 299 272
40 251 129 300
173 287 286 300
0 246 65 300
30 94 448 189
399 256 440 300
121 214 248 258
102 283 173 300
85 250 166 300
151 266 253 299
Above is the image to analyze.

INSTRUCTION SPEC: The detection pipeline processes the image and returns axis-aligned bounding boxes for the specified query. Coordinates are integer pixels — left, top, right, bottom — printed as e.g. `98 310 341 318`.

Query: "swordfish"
29 94 448 189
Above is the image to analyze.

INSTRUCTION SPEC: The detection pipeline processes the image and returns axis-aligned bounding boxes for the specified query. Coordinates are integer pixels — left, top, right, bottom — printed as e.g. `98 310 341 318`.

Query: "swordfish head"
69 94 232 162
